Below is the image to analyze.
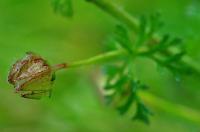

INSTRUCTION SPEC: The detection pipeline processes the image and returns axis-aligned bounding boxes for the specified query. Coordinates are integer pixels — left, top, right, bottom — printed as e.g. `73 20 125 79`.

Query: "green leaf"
133 102 153 124
117 80 145 115
147 35 183 56
51 0 73 18
152 34 170 51
136 15 148 47
104 36 118 50
118 92 134 115
103 62 152 124
153 55 194 78
114 25 133 54
148 13 164 36
105 75 129 91
135 13 164 48
165 51 186 63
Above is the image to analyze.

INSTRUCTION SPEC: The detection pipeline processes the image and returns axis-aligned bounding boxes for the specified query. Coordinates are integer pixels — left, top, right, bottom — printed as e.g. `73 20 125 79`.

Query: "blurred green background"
0 0 200 131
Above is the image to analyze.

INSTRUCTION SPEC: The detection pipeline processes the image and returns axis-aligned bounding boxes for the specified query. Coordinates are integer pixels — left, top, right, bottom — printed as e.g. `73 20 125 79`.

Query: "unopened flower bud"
8 52 55 99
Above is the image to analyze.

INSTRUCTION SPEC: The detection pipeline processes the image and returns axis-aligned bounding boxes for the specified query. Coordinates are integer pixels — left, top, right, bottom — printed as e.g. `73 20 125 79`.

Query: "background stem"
140 92 200 125
86 0 139 32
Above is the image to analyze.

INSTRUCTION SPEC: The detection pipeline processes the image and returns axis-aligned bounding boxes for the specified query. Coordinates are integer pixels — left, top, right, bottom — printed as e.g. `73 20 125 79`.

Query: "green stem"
140 92 200 125
68 50 126 68
54 49 147 70
53 50 127 71
54 48 200 76
53 49 200 124
85 0 139 32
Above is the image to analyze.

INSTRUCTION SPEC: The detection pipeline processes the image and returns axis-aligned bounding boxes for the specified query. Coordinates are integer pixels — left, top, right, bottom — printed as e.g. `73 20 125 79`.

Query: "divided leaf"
114 25 133 54
148 13 164 36
135 15 192 78
103 63 152 124
133 102 153 124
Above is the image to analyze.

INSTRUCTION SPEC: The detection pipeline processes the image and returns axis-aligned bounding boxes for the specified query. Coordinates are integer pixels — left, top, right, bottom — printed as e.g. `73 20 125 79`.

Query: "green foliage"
134 14 195 79
103 22 152 123
102 13 195 123
133 101 152 124
103 62 152 124
49 0 198 124
114 25 133 54
51 0 73 17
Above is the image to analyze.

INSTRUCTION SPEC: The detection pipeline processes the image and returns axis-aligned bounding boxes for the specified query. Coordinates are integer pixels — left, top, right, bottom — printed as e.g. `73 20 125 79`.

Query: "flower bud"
8 52 55 99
